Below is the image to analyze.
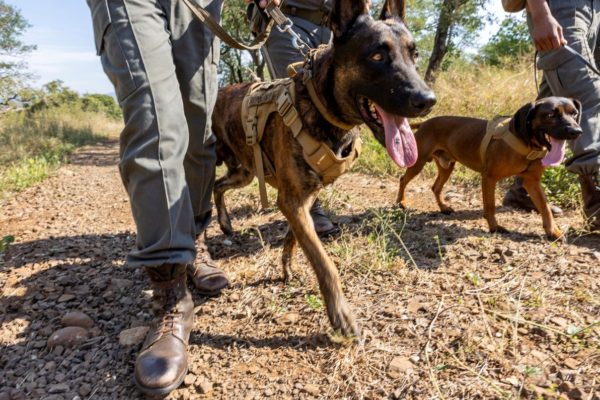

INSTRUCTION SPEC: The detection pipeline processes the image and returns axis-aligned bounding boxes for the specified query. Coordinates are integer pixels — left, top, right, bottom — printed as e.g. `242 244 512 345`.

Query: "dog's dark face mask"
328 0 436 168
510 96 583 166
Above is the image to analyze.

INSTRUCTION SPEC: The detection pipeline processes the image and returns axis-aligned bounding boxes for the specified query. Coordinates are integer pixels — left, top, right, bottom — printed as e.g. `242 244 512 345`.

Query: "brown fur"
396 97 582 239
211 0 435 337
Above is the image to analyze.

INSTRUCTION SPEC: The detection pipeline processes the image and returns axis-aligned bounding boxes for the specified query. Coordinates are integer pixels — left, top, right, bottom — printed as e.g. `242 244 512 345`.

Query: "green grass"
0 106 121 199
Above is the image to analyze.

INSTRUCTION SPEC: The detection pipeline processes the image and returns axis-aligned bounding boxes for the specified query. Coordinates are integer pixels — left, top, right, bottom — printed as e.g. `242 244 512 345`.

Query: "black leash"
534 44 600 95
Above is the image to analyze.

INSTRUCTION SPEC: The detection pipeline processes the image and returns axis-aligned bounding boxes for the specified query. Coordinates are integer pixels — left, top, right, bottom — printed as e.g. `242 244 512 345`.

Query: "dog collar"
480 116 548 162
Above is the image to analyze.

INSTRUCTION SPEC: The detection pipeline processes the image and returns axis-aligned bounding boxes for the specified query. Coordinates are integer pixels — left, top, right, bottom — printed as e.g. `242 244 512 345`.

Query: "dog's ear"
329 0 369 39
509 102 535 147
572 98 582 124
379 0 406 20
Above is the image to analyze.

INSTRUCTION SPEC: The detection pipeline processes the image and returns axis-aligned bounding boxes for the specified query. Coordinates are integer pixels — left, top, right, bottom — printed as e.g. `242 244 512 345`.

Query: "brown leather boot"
503 177 563 216
134 264 193 397
578 172 600 230
187 235 229 296
310 199 339 237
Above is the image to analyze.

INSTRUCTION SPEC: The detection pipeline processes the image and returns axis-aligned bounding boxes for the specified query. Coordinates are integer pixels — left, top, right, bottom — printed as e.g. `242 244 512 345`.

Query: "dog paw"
327 297 361 339
490 225 509 234
440 206 455 214
546 229 563 241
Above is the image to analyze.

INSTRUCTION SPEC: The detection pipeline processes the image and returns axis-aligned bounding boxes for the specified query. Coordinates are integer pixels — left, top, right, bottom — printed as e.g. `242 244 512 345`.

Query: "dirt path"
1 141 599 400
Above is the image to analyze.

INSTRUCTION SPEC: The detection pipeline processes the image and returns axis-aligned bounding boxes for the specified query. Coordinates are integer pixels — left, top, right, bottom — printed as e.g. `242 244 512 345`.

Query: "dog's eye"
546 112 555 118
370 51 384 62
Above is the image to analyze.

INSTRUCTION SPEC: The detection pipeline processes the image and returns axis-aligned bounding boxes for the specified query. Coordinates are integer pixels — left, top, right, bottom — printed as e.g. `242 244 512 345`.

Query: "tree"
480 16 532 66
218 0 266 85
421 0 489 83
0 1 35 100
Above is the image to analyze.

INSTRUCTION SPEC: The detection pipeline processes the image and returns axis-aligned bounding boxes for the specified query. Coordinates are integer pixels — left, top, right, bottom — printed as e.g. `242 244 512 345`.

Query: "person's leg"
535 0 600 228
162 0 229 293
262 17 339 235
88 0 195 394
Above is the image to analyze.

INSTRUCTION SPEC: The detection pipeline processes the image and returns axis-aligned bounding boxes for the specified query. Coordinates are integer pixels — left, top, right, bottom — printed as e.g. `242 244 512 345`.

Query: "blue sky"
7 1 509 95
7 0 113 94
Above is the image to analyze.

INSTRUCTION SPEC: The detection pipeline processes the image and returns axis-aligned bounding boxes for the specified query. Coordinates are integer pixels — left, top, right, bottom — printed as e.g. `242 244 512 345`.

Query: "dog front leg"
482 175 507 233
277 191 360 338
520 170 562 239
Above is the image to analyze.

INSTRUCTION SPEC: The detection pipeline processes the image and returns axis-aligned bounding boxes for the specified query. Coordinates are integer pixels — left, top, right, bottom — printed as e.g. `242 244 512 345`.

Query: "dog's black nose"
410 91 437 112
568 127 583 138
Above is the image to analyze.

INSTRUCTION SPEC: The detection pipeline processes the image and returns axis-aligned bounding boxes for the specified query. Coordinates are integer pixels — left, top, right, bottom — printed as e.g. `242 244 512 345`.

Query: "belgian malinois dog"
211 0 435 337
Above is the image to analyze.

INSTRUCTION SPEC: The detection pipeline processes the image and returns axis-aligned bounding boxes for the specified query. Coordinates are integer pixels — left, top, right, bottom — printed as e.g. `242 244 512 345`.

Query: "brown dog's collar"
480 116 548 163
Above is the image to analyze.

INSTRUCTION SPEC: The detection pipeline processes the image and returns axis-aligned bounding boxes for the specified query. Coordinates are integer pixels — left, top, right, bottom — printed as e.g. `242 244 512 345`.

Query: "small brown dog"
397 97 582 239
212 0 435 337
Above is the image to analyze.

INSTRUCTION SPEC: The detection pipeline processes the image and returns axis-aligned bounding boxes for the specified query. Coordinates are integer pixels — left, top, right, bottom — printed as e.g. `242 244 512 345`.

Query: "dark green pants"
87 0 222 267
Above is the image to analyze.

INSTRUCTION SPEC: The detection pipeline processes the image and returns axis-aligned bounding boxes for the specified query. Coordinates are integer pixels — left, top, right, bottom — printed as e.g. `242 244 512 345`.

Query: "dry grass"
0 107 121 199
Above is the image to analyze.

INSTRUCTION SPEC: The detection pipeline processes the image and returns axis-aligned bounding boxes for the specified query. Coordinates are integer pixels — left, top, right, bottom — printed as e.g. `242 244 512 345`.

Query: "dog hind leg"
214 167 254 235
432 158 456 214
281 228 297 282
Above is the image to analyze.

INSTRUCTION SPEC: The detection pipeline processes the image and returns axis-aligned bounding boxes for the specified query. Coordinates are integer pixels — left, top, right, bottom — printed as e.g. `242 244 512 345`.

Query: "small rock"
57 294 76 303
563 358 579 369
61 311 94 329
409 355 420 364
303 384 320 396
48 383 69 394
551 316 569 328
264 388 274 396
387 356 414 378
230 293 240 302
505 376 521 387
196 379 213 394
47 327 89 349
223 239 233 246
118 326 149 346
78 383 92 397
183 374 196 387
111 278 133 290
277 312 300 325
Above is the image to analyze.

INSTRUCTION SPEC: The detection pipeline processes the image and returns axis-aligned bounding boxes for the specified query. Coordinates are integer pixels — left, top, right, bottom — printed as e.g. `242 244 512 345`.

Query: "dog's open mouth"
358 97 418 168
543 135 566 167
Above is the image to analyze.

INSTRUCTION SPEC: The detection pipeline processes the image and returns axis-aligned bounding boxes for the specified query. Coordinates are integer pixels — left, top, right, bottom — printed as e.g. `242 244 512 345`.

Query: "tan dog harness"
479 116 548 163
242 78 362 208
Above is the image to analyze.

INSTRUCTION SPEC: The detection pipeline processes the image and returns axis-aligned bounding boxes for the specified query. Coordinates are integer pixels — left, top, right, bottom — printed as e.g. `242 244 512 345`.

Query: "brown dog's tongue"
374 104 417 167
542 138 566 167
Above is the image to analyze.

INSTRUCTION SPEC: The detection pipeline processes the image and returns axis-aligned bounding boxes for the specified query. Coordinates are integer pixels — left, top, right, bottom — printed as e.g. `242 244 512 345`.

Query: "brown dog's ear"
509 102 535 147
572 98 582 124
329 0 369 39
379 0 406 20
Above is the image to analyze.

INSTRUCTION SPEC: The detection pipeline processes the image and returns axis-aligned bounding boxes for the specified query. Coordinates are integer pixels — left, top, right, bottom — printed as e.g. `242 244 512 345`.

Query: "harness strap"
182 0 274 51
241 79 362 208
480 117 548 163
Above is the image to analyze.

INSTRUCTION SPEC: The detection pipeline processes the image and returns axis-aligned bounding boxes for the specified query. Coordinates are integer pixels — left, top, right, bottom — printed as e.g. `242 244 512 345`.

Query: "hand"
528 0 567 51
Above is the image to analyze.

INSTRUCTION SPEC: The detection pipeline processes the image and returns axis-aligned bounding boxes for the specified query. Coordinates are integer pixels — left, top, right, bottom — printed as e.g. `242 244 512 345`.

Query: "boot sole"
134 367 187 398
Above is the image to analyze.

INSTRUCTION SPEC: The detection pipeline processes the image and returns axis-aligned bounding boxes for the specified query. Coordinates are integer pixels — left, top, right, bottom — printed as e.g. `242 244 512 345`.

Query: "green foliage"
218 0 266 85
542 164 580 209
481 16 532 66
0 234 14 253
0 1 35 100
19 80 122 120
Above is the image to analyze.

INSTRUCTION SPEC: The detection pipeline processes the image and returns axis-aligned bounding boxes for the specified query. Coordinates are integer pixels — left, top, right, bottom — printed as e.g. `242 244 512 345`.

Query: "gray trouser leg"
87 0 220 267
530 1 600 175
261 16 331 79
163 0 222 235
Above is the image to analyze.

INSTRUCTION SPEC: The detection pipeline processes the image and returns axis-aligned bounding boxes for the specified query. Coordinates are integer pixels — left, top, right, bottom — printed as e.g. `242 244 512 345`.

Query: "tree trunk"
425 0 455 84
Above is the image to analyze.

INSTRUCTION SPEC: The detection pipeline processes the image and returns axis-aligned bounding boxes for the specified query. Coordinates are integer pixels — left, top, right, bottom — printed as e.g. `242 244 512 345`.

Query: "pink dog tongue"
542 138 566 167
374 104 417 167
